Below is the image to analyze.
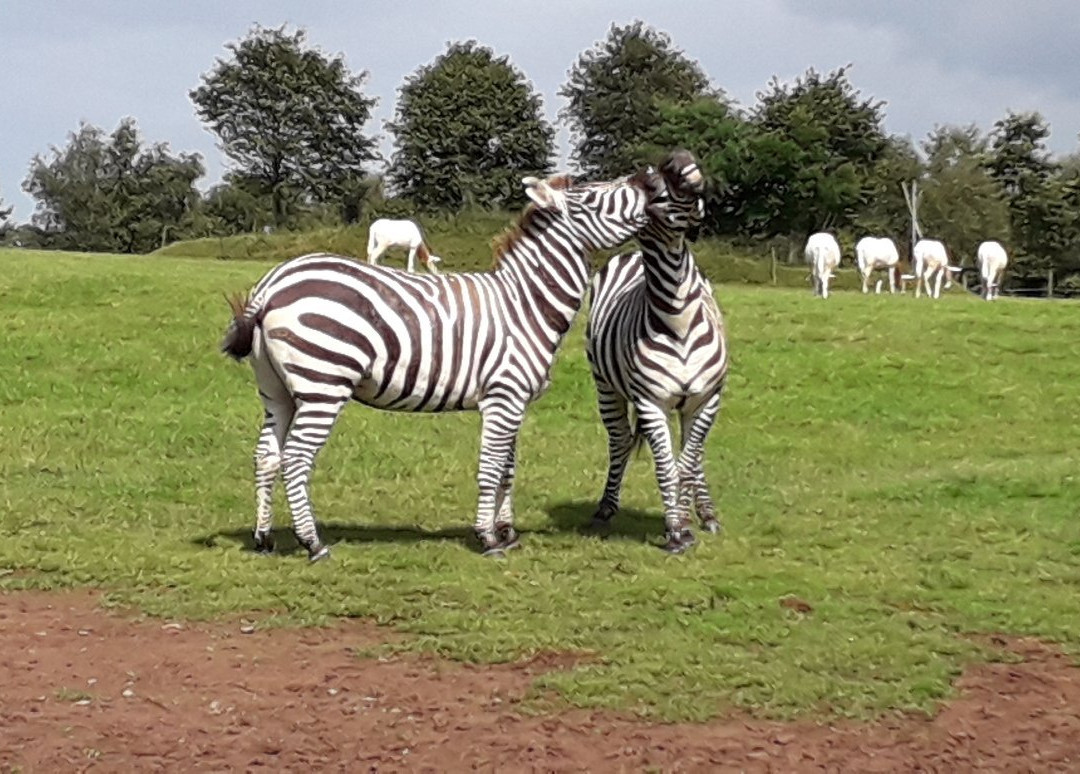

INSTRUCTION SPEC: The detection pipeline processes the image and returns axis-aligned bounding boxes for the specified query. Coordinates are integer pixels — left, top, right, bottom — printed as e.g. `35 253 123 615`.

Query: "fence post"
1048 268 1055 298
770 248 778 285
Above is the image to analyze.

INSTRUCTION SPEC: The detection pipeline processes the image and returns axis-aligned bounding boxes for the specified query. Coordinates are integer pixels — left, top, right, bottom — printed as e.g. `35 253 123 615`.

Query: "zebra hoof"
253 531 275 554
482 546 507 559
307 544 331 563
701 518 722 535
661 529 695 555
588 503 616 533
494 524 521 551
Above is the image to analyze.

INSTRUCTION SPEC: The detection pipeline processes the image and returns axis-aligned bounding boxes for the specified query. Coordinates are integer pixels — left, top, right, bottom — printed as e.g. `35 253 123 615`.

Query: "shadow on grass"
192 522 475 555
544 500 666 544
193 503 671 555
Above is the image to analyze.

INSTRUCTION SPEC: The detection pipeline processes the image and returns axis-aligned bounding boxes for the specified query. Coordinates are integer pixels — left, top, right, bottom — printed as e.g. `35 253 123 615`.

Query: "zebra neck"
642 239 700 321
494 228 592 341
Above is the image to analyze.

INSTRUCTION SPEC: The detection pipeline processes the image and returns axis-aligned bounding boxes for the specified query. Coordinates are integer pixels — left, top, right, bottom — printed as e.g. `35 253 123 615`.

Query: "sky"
3 0 1080 222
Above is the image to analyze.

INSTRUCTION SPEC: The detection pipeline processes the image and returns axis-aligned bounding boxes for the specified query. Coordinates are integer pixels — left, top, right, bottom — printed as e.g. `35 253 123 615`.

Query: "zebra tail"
221 292 258 361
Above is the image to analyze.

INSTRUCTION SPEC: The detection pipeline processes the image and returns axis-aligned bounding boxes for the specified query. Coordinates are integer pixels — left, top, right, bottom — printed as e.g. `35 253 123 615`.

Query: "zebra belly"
350 373 481 412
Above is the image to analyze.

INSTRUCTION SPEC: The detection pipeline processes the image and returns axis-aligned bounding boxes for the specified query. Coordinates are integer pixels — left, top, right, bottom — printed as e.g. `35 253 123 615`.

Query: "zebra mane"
490 173 576 269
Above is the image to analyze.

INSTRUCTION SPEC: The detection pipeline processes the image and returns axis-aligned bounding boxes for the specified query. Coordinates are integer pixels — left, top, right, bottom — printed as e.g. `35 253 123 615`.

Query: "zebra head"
645 149 707 243
520 167 667 252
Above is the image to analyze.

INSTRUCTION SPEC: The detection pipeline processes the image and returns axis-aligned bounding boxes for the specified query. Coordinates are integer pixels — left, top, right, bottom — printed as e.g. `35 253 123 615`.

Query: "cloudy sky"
3 0 1079 221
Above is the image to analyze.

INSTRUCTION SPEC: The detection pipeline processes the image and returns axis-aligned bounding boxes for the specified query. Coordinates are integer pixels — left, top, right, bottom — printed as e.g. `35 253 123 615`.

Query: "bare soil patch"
2 590 1078 772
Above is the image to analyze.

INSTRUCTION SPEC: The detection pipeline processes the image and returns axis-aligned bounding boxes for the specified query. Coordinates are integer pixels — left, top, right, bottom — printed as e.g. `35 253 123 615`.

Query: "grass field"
153 217 833 289
2 247 1078 722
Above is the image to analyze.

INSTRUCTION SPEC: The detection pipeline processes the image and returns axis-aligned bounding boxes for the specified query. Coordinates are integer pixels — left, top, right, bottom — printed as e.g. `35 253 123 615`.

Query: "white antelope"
976 240 1008 300
805 232 842 299
912 239 956 299
366 218 443 274
855 236 902 294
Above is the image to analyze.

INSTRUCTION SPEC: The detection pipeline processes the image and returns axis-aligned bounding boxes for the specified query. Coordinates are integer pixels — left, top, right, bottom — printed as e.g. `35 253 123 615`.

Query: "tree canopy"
749 67 890 238
0 189 11 233
985 112 1080 280
641 67 894 242
23 119 203 253
386 41 554 211
190 25 378 226
560 21 712 179
916 125 1010 265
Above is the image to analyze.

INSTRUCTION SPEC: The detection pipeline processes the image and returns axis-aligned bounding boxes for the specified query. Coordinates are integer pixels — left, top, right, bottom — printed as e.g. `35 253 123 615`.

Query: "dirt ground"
1 590 1079 772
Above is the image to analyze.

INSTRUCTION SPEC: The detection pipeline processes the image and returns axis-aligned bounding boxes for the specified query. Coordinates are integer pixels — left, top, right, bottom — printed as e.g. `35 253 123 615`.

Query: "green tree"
750 67 890 242
918 125 1010 267
0 188 12 235
986 112 1066 281
387 41 554 211
201 174 277 235
561 21 712 179
852 137 923 246
23 119 204 253
634 97 750 235
190 25 378 226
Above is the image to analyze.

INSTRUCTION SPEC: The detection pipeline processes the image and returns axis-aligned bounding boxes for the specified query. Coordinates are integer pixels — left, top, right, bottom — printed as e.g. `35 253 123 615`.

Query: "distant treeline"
2 22 1078 290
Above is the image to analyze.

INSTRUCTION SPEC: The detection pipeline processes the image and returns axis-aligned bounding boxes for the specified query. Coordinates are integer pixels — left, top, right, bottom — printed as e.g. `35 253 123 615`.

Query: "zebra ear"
523 177 568 215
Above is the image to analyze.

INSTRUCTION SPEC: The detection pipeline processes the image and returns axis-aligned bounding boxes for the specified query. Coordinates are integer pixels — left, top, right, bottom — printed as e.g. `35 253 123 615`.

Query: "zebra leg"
252 395 295 553
280 398 348 562
475 398 526 557
638 406 694 553
592 385 634 529
678 392 723 535
492 440 520 551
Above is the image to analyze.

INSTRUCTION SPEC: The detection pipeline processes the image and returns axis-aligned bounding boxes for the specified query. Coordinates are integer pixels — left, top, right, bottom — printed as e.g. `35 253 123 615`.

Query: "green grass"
2 247 1079 722
153 216 824 288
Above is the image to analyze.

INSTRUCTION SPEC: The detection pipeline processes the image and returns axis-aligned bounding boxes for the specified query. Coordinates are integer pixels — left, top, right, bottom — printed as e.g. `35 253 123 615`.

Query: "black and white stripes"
585 150 727 553
222 168 670 559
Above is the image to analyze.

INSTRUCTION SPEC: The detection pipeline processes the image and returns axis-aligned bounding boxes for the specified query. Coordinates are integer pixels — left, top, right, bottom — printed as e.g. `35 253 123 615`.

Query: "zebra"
585 149 728 554
220 165 674 560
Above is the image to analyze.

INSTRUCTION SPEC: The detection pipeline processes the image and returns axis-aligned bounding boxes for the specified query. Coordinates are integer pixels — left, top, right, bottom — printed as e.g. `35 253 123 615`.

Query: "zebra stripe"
223 169 669 559
585 150 728 553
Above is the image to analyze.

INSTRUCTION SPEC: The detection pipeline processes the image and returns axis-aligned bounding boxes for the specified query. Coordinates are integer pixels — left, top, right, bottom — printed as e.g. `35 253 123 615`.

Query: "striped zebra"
221 167 673 560
585 150 728 554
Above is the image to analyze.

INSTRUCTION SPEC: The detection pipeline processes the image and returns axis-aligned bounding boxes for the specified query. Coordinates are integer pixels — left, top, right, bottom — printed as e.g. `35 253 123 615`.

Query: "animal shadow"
545 500 667 544
191 522 476 556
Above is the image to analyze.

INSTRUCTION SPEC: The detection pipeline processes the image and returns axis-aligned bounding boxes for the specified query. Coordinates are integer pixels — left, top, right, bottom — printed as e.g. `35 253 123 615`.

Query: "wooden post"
1048 268 1055 298
901 180 923 261
770 247 777 285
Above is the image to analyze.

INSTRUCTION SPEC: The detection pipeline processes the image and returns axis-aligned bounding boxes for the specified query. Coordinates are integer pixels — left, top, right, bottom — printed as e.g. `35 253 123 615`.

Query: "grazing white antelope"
366 218 443 274
912 239 956 299
855 236 902 294
805 232 842 299
976 240 1008 300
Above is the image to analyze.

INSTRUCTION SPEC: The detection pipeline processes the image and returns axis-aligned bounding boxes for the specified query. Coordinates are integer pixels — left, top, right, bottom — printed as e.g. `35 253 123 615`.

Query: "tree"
986 112 1065 280
191 25 378 226
201 174 277 235
634 98 751 235
917 125 1010 267
749 66 890 242
561 21 712 179
387 41 554 211
0 188 12 235
852 136 923 244
23 119 204 253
